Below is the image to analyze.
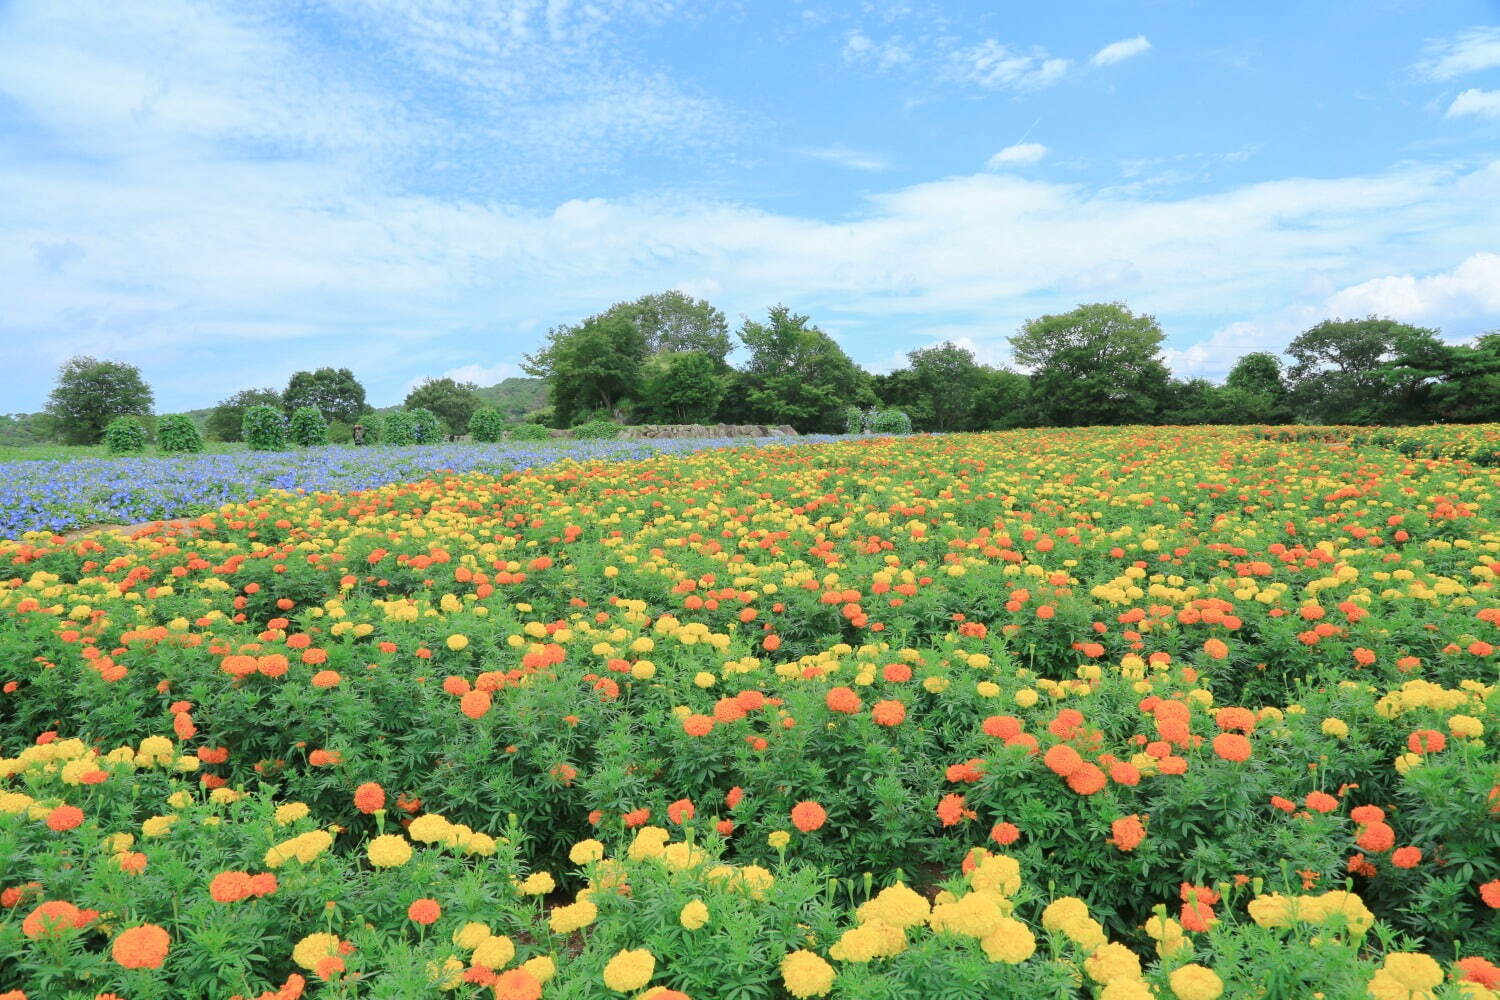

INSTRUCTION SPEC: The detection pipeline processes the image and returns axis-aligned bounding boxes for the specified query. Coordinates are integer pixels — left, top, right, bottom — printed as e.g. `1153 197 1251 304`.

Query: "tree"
738 305 872 432
1425 332 1500 423
282 368 368 426
971 367 1032 429
907 341 983 431
1009 303 1170 426
640 351 726 423
523 313 649 426
44 356 154 445
601 290 732 364
405 378 481 435
1223 352 1293 423
1285 317 1446 424
206 388 281 442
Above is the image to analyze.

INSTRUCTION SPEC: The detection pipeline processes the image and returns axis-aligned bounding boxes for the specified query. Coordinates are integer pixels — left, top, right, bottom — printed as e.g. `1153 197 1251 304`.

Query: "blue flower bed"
0 438 839 539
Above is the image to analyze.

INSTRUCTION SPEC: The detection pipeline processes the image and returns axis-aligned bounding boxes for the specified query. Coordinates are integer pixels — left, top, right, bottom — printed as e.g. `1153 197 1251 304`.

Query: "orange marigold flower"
990 822 1020 846
112 923 170 969
407 898 441 925
210 871 253 903
310 670 341 689
1066 762 1107 795
623 808 651 828
982 715 1022 739
459 690 491 719
1304 791 1338 814
1043 744 1084 777
1457 956 1500 988
1356 821 1395 853
825 686 862 714
682 714 714 737
935 793 973 827
1349 804 1385 824
1108 762 1141 786
1407 729 1446 754
870 700 905 727
22 900 83 939
1391 846 1422 869
1202 638 1228 660
791 801 827 832
1480 880 1500 908
1215 707 1255 732
1109 815 1146 851
46 805 84 832
667 799 695 825
354 782 385 814
1270 795 1295 813
493 969 543 1000
1212 733 1251 763
308 749 341 766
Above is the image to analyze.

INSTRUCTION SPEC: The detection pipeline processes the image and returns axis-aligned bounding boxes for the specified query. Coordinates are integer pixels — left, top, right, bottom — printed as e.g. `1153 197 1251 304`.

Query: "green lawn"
0 441 249 462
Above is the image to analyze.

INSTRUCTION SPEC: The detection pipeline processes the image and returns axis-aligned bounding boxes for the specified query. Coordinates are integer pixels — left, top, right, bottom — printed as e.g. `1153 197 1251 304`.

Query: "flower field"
1 426 1497 999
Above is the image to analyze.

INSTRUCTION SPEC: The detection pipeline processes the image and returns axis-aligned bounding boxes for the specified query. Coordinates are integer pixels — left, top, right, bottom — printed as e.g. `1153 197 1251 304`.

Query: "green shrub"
103 417 149 454
242 405 289 450
468 407 505 443
408 407 442 444
506 422 553 442
155 414 203 453
357 415 381 444
844 406 865 434
381 411 416 446
327 420 353 445
288 406 329 447
872 409 913 435
572 419 620 440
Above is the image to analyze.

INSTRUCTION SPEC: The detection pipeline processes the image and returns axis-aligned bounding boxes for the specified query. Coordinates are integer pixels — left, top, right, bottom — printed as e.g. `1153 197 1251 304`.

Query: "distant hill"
372 377 548 420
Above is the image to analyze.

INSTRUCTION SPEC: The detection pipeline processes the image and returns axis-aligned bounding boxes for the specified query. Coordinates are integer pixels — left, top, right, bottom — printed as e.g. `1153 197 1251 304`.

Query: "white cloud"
1418 26 1500 79
842 30 912 69
1323 252 1500 323
1090 35 1151 67
987 142 1048 168
439 363 524 387
797 145 892 172
1446 88 1500 119
949 40 1069 90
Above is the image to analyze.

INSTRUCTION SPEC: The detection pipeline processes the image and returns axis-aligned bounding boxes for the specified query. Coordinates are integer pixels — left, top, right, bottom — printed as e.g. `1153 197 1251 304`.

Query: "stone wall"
614 424 800 439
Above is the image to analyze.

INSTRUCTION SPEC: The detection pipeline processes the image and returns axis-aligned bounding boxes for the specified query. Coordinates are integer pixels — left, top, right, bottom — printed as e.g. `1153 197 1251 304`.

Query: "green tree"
971 367 1032 429
288 406 329 447
523 313 649 426
738 305 872 432
871 369 935 430
282 368 368 426
405 378 481 435
206 388 281 442
1223 352 1293 423
1009 303 1170 426
1285 317 1447 424
44 356 155 445
156 414 204 453
601 290 732 363
907 341 983 431
640 351 726 423
468 407 506 442
1426 333 1500 423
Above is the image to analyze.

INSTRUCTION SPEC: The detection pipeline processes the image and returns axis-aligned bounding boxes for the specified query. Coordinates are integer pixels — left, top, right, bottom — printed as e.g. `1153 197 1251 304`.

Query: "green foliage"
407 407 442 443
738 305 873 432
907 341 982 431
282 367 367 425
241 404 289 450
327 420 353 444
571 419 621 439
288 405 329 447
871 409 912 434
602 289 733 363
1010 302 1170 427
639 350 726 423
524 312 649 426
844 405 866 434
472 377 550 421
380 410 416 446
468 407 506 442
102 416 148 454
155 414 204 453
1285 317 1446 424
205 387 280 442
506 422 553 441
405 377 481 434
44 356 155 445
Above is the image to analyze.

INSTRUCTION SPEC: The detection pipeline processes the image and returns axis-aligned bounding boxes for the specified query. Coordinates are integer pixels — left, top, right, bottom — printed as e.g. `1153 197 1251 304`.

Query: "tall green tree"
640 352 726 423
522 313 649 426
404 377 482 434
603 291 732 363
282 368 368 425
1285 318 1445 424
971 367 1032 429
907 341 983 431
206 388 281 442
1425 332 1500 423
1223 352 1293 423
738 305 872 432
1009 303 1170 426
44 356 155 445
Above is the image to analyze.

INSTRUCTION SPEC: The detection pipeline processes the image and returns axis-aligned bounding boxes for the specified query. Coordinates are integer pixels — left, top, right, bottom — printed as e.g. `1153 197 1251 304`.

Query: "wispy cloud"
1091 35 1151 67
1417 26 1500 79
797 145 892 172
842 29 913 69
949 40 1069 90
1446 88 1500 119
987 143 1048 168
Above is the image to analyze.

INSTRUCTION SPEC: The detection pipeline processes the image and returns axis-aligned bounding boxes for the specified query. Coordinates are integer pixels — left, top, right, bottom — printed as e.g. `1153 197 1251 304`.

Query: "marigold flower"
825 686 862 714
367 834 412 868
870 699 906 726
22 900 83 939
1066 762 1107 795
493 969 542 1000
1109 815 1146 852
407 898 441 925
682 714 714 737
1304 791 1338 814
1480 879 1500 908
602 948 655 991
1212 733 1251 763
111 923 170 969
679 898 709 930
310 670 340 688
1043 744 1084 777
791 801 826 832
46 805 84 832
781 949 836 998
990 822 1020 845
1168 963 1224 1000
353 782 385 814
1390 846 1421 869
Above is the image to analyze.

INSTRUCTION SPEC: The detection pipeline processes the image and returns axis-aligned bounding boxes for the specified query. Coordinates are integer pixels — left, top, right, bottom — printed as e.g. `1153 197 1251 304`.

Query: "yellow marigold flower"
428 955 465 990
137 736 175 766
1368 953 1444 1000
1101 981 1156 1000
1 792 36 815
1169 963 1224 1000
291 932 342 971
628 827 670 861
141 815 176 838
680 899 709 930
367 834 413 868
929 891 1004 939
767 830 791 850
521 955 556 983
521 871 556 896
1247 893 1291 928
1085 942 1142 984
570 838 605 864
1014 688 1039 707
969 854 1022 897
446 633 468 651
274 802 310 825
453 922 490 950
408 814 453 843
1061 915 1107 952
828 920 906 962
781 949 837 998
549 899 598 933
1041 896 1089 931
979 917 1036 964
602 948 655 992
167 790 193 810
1450 714 1483 738
472 934 516 969
463 831 497 856
856 883 930 929
1320 717 1349 739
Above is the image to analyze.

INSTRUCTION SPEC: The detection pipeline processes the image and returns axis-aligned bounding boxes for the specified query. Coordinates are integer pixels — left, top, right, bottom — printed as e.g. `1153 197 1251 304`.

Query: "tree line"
19 292 1500 447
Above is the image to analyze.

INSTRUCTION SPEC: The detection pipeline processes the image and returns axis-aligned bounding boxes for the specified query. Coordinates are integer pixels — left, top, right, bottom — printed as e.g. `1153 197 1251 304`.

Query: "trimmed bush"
242 405 289 451
843 406 865 434
289 406 329 447
327 420 353 445
506 422 552 442
468 407 505 443
156 414 203 453
408 407 442 444
872 409 913 435
572 419 620 440
381 411 415 446
103 417 148 454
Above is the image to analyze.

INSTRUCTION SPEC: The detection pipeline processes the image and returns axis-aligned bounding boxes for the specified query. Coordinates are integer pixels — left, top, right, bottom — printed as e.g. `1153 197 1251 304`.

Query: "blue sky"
2 0 1499 412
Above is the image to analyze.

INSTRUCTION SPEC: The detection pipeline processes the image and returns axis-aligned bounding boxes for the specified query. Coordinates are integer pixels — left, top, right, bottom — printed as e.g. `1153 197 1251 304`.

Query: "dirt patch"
59 516 206 545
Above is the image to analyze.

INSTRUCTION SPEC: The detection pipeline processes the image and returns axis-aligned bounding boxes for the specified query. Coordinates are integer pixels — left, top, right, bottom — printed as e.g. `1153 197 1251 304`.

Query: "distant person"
352 423 365 446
